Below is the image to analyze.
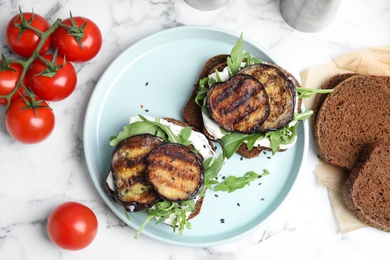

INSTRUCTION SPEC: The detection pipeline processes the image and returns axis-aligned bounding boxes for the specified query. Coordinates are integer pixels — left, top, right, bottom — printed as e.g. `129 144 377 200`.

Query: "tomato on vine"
6 12 52 58
53 14 102 62
0 58 26 105
5 95 55 144
27 53 77 101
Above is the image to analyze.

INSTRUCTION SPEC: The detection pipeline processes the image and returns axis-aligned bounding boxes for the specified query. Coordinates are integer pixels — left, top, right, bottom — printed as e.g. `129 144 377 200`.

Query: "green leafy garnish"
227 33 245 75
194 77 209 106
109 115 192 147
202 153 225 194
135 200 195 239
221 132 264 159
214 169 270 193
296 87 334 99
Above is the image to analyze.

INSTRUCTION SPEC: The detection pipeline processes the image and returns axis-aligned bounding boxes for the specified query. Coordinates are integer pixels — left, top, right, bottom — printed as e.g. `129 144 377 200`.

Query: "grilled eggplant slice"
238 64 296 131
111 134 164 212
146 143 204 202
206 74 270 134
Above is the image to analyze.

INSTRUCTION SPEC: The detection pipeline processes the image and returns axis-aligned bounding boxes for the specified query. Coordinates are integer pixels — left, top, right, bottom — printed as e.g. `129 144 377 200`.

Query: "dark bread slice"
314 75 390 170
183 54 229 131
311 73 357 126
343 141 390 231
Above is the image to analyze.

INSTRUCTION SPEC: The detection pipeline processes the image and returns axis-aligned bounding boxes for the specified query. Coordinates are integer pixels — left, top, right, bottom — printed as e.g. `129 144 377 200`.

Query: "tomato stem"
1 16 63 110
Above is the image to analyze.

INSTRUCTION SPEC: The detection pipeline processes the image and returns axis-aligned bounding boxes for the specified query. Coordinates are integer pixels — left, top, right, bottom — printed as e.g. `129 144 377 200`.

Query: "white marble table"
1 0 389 259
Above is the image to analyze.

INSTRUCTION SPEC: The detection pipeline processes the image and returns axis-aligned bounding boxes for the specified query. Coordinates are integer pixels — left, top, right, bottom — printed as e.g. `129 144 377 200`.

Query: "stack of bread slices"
313 74 390 231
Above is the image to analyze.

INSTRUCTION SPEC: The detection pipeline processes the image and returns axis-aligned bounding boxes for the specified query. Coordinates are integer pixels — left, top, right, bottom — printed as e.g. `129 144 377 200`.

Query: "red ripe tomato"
47 202 98 251
0 61 26 105
27 54 77 101
53 16 102 62
6 12 52 58
5 96 55 144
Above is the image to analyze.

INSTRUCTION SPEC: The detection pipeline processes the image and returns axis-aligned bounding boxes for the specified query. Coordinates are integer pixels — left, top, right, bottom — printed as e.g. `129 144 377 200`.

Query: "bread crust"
311 73 357 127
343 141 390 231
183 55 229 131
314 75 390 170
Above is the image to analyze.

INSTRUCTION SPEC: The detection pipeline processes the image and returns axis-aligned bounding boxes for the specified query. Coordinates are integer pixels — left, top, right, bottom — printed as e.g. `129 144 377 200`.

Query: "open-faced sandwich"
183 35 317 159
105 115 224 237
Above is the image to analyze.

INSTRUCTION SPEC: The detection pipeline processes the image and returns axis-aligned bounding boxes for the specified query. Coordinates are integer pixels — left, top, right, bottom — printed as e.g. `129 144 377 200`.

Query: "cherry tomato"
47 202 98 251
0 61 26 105
5 96 55 144
6 12 52 58
27 54 77 101
53 16 102 62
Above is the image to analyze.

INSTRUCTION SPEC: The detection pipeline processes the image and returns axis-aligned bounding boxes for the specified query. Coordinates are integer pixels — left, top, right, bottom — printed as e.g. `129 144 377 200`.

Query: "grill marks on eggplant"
111 134 164 211
206 64 296 134
110 134 206 212
206 74 270 133
146 143 204 201
238 64 296 131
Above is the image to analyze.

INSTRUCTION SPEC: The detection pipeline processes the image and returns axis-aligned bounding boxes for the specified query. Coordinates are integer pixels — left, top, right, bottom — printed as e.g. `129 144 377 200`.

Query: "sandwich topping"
146 143 204 202
106 115 224 237
196 34 314 158
206 73 270 134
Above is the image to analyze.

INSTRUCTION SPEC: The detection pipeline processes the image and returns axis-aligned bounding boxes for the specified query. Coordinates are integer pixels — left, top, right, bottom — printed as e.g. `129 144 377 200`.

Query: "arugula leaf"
296 87 334 99
195 77 209 106
204 152 225 181
292 110 313 122
110 115 193 148
220 132 264 159
178 126 192 146
227 33 245 75
214 169 270 193
138 115 183 144
109 121 163 146
244 52 263 66
201 153 225 194
134 200 196 238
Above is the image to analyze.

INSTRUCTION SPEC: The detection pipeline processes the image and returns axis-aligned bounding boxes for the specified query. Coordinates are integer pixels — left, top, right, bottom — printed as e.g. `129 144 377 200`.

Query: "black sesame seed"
220 219 225 223
214 194 219 197
237 203 240 207
145 82 149 86
145 109 149 112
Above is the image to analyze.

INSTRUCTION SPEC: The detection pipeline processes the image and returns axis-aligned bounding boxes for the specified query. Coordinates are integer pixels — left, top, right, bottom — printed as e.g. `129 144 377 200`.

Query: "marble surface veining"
0 0 390 259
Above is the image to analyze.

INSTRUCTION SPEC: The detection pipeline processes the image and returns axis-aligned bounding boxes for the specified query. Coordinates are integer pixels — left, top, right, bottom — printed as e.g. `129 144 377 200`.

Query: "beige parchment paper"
300 46 390 233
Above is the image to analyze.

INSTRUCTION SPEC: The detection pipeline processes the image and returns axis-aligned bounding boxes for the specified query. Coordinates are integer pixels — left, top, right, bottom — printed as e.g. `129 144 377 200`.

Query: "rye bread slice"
343 141 390 232
311 73 357 126
183 54 229 131
314 75 390 170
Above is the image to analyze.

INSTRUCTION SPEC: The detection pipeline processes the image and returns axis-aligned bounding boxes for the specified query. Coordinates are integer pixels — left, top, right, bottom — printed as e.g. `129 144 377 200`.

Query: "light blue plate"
84 26 309 247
